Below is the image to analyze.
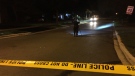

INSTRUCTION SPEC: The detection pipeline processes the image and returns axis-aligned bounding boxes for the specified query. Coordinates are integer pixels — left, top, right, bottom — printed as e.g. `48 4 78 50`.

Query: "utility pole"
0 13 1 23
56 10 59 24
0 0 2 23
53 0 59 25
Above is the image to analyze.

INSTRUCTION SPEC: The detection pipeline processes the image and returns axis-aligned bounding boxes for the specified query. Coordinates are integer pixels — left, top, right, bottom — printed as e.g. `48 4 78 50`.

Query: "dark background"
0 0 135 23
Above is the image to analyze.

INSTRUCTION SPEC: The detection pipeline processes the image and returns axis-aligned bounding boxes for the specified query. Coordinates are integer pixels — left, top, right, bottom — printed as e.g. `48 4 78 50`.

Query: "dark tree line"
0 0 42 23
0 0 98 23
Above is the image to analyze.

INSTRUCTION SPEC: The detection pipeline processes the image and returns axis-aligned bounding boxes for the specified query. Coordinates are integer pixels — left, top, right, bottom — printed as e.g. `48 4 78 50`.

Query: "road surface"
0 20 129 76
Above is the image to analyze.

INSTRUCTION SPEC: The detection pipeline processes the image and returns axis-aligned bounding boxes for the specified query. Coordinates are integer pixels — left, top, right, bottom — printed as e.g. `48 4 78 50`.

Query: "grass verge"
0 23 67 36
115 22 135 57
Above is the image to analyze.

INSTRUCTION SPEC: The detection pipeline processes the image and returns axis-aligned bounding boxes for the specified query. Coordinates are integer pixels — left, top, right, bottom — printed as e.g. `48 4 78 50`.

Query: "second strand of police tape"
0 60 135 75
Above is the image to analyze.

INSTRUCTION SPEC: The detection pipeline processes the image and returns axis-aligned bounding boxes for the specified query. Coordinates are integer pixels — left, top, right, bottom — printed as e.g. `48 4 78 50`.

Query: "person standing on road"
73 16 80 37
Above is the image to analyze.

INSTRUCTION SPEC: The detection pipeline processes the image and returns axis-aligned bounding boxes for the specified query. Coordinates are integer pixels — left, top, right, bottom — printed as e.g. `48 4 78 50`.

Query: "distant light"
89 22 97 26
94 22 97 25
42 18 44 21
89 22 97 29
66 14 68 17
66 13 71 18
90 22 93 25
60 15 64 20
90 18 98 21
94 18 98 20
116 13 118 15
90 18 93 20
66 13 70 16
60 15 62 18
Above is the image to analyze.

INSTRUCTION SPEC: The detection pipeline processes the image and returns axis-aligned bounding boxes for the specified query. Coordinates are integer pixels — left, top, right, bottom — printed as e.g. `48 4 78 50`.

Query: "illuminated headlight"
89 22 97 26
90 22 94 25
94 22 97 25
94 18 98 20
90 18 98 21
90 18 93 20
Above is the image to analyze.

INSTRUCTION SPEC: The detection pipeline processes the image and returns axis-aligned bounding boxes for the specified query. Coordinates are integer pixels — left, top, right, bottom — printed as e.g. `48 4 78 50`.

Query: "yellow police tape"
0 59 135 75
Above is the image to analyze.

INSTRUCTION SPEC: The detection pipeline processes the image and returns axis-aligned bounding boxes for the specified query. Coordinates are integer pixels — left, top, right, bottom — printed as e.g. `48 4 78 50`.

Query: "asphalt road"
0 21 129 76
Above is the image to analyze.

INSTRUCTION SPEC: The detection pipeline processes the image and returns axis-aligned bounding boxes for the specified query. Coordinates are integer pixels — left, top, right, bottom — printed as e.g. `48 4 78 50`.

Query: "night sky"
1 0 135 23
0 0 98 22
1 0 135 14
35 0 98 13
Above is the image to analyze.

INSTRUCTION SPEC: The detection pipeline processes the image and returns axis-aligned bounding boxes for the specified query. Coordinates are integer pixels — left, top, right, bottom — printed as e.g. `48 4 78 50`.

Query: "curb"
0 25 69 39
114 31 135 65
114 39 131 65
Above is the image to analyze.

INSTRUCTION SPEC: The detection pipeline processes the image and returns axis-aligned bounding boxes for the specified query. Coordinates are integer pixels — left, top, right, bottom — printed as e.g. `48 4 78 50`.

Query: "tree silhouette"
85 9 92 19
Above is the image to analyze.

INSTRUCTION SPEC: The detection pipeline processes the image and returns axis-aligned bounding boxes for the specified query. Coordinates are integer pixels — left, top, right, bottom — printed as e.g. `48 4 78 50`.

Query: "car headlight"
89 22 97 26
94 18 98 20
90 18 93 20
90 18 98 21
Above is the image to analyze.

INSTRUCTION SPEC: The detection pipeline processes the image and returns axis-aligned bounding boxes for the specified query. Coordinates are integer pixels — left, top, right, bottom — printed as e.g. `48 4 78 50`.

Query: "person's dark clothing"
73 21 79 36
